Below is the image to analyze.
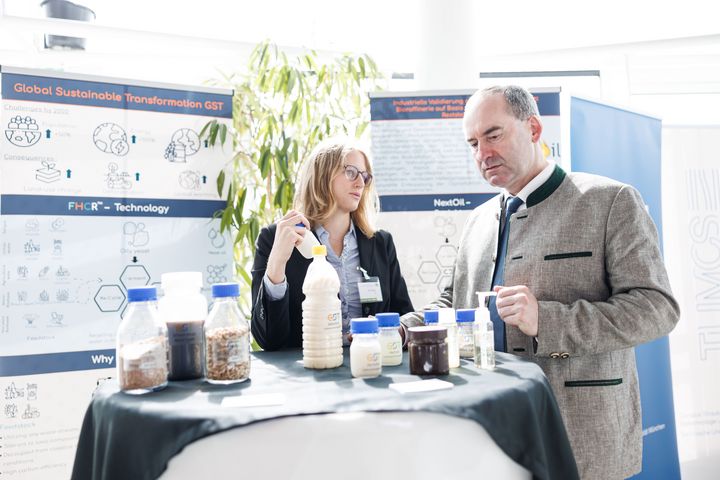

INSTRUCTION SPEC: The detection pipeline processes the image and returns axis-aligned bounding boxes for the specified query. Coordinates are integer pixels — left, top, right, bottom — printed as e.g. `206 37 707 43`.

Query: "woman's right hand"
266 210 311 284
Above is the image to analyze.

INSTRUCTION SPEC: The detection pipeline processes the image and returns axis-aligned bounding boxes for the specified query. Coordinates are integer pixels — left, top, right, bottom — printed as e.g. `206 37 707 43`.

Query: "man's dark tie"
489 196 524 352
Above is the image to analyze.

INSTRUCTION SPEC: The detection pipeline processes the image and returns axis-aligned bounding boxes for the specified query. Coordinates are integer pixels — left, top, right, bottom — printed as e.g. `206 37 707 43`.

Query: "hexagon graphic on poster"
93 122 129 156
5 115 42 147
120 265 151 290
164 128 200 163
94 284 126 312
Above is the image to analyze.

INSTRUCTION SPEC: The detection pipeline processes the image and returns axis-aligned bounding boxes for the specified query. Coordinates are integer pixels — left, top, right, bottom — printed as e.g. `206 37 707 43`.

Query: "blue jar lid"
351 317 378 334
423 310 439 324
376 312 400 327
127 286 157 302
456 308 475 323
212 282 240 298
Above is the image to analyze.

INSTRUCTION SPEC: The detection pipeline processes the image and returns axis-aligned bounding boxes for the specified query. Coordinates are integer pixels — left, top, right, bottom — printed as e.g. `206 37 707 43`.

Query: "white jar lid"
161 271 203 290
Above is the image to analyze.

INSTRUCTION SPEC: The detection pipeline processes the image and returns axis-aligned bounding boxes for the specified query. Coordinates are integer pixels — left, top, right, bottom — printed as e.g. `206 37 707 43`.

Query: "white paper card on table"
389 379 454 394
221 393 286 408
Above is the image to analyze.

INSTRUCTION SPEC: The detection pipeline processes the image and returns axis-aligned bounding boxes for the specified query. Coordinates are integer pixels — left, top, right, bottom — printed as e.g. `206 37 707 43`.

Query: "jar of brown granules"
117 286 168 394
204 283 250 384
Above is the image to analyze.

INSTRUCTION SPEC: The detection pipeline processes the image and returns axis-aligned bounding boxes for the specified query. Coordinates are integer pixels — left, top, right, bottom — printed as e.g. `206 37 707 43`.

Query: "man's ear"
528 115 543 143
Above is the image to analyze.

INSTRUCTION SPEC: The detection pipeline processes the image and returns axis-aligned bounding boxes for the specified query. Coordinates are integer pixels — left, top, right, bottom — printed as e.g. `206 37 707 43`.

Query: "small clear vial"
474 292 496 370
438 308 459 368
456 309 475 359
376 312 402 366
350 318 381 378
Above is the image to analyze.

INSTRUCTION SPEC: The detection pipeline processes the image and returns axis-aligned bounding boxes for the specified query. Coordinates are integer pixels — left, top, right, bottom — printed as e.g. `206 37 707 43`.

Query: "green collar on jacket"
526 164 567 208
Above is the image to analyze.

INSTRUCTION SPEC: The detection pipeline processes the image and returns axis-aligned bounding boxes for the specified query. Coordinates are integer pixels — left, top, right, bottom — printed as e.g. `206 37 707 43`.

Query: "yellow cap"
312 245 327 256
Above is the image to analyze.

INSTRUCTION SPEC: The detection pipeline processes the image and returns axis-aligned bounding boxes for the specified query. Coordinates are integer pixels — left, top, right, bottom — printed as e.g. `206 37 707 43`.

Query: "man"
401 85 679 479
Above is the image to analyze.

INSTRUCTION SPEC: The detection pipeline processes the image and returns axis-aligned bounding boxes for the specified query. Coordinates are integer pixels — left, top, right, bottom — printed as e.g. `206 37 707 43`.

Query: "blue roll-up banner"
570 97 680 479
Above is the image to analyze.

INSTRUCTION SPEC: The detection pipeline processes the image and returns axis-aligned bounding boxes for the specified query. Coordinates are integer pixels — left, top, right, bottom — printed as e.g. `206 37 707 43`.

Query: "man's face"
463 93 542 195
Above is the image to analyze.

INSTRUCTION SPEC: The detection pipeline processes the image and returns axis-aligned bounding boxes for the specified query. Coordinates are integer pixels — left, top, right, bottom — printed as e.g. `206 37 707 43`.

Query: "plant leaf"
216 169 226 197
219 123 227 145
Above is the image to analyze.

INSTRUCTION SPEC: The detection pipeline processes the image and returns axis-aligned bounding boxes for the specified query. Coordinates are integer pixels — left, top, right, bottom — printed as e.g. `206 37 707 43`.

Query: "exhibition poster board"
0 66 233 479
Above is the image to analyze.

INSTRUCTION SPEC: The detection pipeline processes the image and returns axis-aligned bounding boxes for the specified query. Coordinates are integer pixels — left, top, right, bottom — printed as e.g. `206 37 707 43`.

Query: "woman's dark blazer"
251 224 414 351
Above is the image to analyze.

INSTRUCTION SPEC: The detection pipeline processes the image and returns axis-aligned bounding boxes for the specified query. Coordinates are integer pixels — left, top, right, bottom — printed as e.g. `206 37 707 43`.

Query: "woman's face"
330 150 369 215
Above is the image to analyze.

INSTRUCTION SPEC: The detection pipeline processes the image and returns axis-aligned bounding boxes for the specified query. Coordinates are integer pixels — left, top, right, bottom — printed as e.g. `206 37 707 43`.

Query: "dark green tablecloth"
71 349 578 480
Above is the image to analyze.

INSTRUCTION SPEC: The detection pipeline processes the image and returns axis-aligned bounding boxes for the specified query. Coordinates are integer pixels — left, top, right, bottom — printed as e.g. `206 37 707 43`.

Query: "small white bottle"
456 309 475 359
438 307 460 368
350 318 382 378
474 292 496 370
376 312 402 366
295 222 320 259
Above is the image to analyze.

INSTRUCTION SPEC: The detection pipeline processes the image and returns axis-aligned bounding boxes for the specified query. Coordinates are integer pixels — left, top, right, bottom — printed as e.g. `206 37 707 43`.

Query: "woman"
251 138 414 350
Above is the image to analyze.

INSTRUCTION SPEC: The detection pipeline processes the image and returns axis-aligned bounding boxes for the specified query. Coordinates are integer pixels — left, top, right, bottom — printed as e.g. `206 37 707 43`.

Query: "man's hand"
494 285 539 337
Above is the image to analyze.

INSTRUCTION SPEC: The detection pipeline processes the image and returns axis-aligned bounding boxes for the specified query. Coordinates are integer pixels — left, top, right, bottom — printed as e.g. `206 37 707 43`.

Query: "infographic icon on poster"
93 122 130 156
165 128 200 162
5 115 42 147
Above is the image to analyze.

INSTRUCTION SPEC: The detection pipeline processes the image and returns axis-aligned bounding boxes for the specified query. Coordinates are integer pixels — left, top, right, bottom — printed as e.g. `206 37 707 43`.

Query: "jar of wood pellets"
117 286 169 394
204 282 250 384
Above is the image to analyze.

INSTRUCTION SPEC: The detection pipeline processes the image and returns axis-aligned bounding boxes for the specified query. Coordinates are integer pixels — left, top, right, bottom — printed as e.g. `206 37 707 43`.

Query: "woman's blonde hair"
293 137 378 238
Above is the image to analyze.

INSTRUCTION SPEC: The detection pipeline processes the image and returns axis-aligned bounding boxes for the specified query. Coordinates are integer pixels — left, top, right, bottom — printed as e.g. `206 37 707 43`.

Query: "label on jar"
167 320 204 380
350 343 381 378
121 337 166 371
119 336 168 391
205 326 250 381
207 327 249 364
458 326 475 358
380 336 402 365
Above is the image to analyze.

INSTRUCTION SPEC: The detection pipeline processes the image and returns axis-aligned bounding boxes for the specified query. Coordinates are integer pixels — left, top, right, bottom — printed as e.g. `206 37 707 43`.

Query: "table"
71 350 579 480
159 411 531 480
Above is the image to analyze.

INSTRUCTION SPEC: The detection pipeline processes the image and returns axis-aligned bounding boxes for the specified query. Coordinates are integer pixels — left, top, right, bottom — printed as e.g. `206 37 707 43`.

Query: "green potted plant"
202 40 383 318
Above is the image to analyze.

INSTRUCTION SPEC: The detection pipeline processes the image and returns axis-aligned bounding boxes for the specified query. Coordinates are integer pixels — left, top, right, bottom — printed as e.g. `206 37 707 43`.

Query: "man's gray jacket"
402 165 680 479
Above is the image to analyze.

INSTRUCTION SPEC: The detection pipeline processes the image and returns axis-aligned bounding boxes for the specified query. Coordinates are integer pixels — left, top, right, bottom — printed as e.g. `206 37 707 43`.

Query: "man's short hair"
479 85 539 120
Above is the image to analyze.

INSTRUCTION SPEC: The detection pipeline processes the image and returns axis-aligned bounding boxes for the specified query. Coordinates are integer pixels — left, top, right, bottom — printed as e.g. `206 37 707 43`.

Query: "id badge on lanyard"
357 266 383 303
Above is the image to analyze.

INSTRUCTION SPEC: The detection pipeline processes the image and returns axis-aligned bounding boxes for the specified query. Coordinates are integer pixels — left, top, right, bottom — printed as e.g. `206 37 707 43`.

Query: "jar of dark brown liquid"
159 272 207 380
408 326 449 375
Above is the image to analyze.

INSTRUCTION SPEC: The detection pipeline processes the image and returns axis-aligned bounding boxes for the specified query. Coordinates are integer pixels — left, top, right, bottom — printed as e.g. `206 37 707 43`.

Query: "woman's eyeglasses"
343 165 373 185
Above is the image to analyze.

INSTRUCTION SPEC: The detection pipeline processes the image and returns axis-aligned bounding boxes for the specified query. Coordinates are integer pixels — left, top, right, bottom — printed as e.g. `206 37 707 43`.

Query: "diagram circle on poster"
93 122 129 156
165 128 200 162
5 115 42 147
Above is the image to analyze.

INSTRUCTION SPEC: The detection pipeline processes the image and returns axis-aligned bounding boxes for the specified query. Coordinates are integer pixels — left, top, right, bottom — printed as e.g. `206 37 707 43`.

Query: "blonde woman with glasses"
251 138 414 350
